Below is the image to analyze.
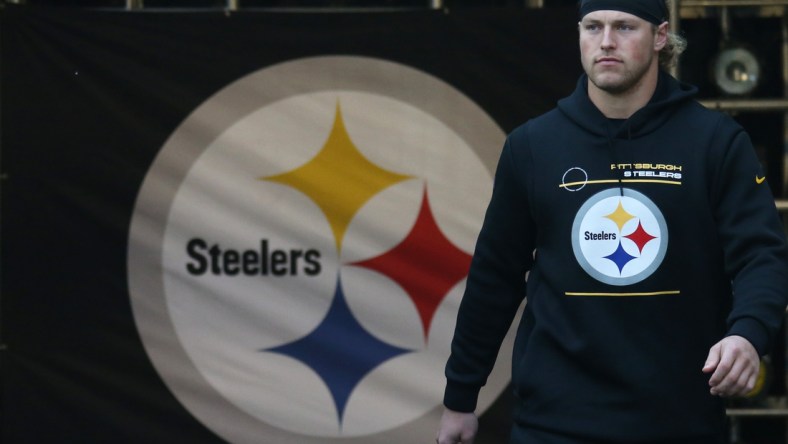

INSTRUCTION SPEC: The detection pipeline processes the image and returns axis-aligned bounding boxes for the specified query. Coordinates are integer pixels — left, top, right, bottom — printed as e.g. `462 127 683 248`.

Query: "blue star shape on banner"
603 240 636 274
264 277 412 426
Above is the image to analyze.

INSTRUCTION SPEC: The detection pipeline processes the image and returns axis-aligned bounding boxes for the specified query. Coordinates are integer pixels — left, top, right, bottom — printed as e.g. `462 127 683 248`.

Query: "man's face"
579 10 665 95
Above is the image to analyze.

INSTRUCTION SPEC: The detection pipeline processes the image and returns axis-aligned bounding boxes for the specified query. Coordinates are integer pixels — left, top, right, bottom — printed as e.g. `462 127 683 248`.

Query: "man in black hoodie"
436 0 788 443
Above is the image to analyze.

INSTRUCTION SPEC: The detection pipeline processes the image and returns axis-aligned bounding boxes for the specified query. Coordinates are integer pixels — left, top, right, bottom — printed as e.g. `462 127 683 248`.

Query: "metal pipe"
681 0 788 6
669 0 680 78
227 0 239 11
727 408 788 416
525 0 545 7
782 10 788 199
699 98 788 111
430 0 443 9
720 5 731 41
126 0 143 10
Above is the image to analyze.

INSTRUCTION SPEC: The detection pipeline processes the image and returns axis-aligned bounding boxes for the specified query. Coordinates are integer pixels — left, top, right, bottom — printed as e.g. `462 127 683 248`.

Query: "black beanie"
579 0 669 25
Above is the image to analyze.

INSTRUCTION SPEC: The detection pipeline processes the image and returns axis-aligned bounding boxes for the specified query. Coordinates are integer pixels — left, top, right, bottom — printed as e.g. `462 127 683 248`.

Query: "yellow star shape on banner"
263 102 412 252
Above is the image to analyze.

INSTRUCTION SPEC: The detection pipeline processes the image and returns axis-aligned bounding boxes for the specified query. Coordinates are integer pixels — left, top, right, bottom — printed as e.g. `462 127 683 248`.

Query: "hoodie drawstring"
606 122 626 197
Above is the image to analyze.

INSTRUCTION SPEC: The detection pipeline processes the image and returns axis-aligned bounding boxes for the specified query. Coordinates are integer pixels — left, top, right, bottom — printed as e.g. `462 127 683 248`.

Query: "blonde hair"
657 0 687 70
659 30 688 70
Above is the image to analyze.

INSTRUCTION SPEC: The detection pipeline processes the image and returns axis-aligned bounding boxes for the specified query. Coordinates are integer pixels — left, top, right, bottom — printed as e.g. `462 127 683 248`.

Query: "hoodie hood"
557 70 697 139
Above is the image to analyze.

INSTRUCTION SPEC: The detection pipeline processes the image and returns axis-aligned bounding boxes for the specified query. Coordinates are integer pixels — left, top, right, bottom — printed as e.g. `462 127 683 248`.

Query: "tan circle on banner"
127 56 520 443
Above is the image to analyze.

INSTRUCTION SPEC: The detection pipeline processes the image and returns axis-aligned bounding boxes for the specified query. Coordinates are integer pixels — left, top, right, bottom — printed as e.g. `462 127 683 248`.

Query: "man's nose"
601 26 615 50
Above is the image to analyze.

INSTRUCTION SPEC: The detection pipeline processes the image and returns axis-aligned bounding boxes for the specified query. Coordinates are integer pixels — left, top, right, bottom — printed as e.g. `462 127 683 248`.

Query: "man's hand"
702 335 760 397
436 408 478 444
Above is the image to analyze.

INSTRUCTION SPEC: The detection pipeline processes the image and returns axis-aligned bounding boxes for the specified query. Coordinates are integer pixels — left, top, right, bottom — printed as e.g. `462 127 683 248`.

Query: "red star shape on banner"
350 187 472 341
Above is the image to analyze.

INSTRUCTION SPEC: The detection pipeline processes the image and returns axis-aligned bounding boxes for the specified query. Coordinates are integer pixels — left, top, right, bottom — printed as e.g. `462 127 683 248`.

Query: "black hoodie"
444 71 788 441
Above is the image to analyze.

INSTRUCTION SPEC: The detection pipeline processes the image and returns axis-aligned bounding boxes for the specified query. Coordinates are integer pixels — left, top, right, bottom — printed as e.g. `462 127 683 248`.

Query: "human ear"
654 22 668 51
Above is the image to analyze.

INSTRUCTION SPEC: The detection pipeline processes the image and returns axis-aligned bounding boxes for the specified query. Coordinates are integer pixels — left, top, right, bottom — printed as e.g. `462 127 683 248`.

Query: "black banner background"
1 5 579 442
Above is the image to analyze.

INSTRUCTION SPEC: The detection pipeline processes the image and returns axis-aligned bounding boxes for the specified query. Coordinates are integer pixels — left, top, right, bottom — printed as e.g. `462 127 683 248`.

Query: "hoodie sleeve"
710 118 788 356
443 132 536 412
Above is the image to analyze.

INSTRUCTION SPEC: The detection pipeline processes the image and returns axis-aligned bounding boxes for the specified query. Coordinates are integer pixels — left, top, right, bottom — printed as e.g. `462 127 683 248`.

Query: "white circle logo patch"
127 56 519 443
572 188 668 286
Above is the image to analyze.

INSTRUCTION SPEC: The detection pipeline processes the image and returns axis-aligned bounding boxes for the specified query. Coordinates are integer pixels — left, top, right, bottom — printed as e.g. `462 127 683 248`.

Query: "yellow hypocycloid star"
263 102 412 252
605 200 635 232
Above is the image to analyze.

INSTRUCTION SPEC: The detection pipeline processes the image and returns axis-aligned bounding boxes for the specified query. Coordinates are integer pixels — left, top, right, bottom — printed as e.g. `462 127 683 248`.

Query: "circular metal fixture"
712 46 760 96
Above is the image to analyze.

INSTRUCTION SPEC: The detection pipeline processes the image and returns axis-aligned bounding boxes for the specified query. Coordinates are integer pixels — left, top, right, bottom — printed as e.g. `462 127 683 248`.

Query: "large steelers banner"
1 5 579 443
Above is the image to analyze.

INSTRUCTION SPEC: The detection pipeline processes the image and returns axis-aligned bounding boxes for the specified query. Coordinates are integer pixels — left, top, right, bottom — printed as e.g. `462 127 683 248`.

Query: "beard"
587 53 654 95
